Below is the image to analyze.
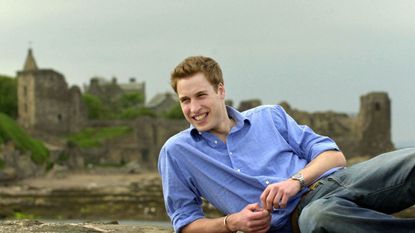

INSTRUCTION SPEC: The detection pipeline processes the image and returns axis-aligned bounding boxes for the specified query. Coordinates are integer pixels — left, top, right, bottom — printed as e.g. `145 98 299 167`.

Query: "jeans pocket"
326 168 348 187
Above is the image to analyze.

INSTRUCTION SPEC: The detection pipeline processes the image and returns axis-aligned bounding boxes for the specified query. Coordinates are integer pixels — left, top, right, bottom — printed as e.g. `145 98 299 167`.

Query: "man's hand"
227 203 271 233
260 179 301 211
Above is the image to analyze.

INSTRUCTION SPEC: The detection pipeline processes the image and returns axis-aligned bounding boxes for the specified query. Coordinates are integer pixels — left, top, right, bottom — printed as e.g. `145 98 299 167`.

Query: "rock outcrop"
0 173 221 221
0 220 173 233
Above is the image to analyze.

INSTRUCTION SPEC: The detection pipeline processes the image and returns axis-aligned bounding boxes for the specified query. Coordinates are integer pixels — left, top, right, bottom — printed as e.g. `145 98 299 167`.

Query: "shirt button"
265 180 270 185
214 140 218 144
236 169 241 172
229 152 233 155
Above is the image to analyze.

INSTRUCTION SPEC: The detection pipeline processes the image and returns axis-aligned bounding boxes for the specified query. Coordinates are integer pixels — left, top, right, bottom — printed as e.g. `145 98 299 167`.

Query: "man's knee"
298 199 334 233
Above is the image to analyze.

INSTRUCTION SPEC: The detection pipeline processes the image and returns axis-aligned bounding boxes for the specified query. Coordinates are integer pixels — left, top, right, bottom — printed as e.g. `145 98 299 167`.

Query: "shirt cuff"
171 207 205 232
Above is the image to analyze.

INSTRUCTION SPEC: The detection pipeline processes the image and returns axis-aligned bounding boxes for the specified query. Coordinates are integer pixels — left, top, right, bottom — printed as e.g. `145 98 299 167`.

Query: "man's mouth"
193 113 208 121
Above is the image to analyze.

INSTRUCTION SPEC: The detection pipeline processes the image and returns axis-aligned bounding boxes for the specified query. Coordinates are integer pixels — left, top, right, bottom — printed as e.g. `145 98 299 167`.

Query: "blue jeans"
297 148 415 233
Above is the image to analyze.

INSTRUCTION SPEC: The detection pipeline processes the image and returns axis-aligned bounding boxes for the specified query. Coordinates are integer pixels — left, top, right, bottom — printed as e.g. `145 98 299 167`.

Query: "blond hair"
170 56 223 93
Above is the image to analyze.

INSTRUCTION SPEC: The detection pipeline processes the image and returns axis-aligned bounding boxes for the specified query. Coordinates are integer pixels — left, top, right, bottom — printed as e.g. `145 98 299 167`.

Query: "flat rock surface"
0 220 173 233
14 172 161 189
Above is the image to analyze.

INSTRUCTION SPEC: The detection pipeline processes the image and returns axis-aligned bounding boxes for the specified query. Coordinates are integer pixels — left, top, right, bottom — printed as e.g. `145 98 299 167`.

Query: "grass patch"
0 75 17 118
57 152 69 163
67 126 132 148
120 107 156 119
0 158 5 170
13 211 36 220
0 113 49 164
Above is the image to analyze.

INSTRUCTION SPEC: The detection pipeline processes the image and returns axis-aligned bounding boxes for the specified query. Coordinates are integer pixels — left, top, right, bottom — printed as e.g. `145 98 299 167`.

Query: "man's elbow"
334 151 347 167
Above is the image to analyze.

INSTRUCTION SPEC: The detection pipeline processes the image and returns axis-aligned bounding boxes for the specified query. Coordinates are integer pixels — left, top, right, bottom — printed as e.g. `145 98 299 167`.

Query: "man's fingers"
273 191 283 209
247 209 269 221
246 202 260 211
260 188 270 210
280 193 289 208
246 212 271 232
265 186 280 211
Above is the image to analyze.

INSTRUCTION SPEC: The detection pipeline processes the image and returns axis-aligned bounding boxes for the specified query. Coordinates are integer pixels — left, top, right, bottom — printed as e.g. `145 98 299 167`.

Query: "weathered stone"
0 167 17 182
0 173 222 224
147 92 178 113
281 92 394 158
238 99 262 111
17 49 88 136
0 220 173 233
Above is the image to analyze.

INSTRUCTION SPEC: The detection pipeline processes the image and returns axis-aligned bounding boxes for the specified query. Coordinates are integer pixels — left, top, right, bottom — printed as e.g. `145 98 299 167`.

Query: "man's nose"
190 100 201 113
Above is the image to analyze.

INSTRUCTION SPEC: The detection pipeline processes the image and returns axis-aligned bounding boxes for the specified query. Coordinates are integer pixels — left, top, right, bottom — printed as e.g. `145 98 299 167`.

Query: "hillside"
0 74 17 118
0 113 48 165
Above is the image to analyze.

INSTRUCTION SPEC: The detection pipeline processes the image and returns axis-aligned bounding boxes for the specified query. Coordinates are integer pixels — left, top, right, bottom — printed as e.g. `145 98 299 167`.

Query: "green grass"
0 158 5 170
67 126 133 148
121 107 156 119
0 113 49 164
0 75 17 118
13 212 36 220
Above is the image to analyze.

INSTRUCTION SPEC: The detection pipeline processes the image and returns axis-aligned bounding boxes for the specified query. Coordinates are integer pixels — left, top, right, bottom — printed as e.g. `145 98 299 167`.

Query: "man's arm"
261 150 346 210
182 203 271 233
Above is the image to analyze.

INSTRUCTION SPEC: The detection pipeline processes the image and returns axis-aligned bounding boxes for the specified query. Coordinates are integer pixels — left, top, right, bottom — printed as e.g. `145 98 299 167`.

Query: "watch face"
293 174 301 179
291 173 305 189
292 173 303 180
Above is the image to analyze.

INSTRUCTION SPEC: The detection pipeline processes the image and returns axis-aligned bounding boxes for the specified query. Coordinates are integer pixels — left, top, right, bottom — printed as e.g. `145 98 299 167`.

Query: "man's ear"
217 83 225 98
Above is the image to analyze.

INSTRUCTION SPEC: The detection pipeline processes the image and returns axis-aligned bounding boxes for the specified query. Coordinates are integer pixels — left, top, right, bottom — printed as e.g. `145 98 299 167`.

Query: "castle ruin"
15 49 395 172
280 92 394 157
84 76 146 107
16 49 87 135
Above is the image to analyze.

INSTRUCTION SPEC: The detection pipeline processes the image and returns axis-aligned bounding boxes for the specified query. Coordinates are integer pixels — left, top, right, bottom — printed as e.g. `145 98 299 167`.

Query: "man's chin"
194 124 210 133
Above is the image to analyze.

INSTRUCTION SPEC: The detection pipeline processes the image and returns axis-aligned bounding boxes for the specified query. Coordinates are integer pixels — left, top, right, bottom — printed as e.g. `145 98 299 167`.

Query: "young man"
158 56 415 233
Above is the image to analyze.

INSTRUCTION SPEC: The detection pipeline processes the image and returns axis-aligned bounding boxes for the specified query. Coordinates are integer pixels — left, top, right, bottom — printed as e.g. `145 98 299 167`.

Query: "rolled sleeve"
158 146 205 232
307 137 339 160
273 105 339 161
171 205 204 232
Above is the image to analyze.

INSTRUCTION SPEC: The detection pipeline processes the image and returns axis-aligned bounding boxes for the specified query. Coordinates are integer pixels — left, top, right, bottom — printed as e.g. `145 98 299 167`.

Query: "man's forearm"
260 150 347 210
183 203 271 233
301 150 347 186
182 217 232 233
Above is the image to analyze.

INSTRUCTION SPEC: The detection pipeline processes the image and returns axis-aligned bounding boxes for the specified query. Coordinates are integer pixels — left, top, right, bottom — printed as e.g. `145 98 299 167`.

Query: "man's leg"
298 148 415 233
331 148 415 213
299 197 415 233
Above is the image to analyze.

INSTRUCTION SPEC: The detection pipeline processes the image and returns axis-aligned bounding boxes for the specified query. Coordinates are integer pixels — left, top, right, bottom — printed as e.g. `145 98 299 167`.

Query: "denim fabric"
297 148 415 233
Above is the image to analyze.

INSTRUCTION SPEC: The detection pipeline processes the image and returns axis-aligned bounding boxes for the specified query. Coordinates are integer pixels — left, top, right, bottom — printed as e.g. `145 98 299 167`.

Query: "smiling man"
158 56 415 233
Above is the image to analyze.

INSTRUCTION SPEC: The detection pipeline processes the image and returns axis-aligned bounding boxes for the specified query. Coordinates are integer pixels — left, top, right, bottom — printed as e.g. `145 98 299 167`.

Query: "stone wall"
85 77 146 107
281 92 394 157
17 69 87 136
0 142 46 182
355 92 394 156
17 50 87 137
65 92 394 171
77 118 189 170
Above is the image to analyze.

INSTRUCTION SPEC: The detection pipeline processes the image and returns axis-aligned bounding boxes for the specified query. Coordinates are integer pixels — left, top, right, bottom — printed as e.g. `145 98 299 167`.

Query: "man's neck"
211 117 236 143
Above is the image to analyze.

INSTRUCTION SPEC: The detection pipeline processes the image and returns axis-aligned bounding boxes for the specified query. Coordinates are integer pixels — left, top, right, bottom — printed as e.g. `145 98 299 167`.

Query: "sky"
1 0 414 147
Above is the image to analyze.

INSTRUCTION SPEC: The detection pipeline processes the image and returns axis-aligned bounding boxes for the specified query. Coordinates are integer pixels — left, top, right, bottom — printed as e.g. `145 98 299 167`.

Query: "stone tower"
17 49 38 129
355 92 394 156
17 49 86 135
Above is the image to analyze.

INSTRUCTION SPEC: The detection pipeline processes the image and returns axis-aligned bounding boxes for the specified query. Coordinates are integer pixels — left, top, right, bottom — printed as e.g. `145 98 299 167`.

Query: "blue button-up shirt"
158 105 340 232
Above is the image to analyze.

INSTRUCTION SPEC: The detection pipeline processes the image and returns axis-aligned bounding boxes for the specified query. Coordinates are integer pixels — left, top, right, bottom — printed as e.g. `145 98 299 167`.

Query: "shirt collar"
190 105 251 140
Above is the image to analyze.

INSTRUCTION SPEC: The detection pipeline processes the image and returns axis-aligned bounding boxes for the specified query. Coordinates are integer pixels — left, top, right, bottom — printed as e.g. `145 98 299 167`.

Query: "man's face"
177 72 226 133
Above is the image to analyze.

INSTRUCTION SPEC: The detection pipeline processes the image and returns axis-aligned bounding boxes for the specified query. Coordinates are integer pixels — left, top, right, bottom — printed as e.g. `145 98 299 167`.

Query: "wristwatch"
290 172 306 190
